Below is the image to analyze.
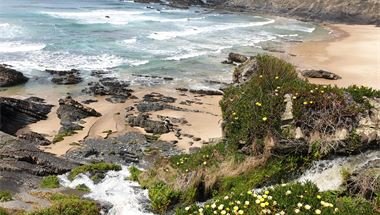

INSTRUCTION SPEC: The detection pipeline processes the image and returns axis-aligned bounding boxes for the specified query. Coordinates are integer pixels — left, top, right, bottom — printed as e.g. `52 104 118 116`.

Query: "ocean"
0 0 325 92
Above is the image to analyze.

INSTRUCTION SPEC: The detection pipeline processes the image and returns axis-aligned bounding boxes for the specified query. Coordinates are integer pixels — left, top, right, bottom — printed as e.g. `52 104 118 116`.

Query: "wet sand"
288 24 380 89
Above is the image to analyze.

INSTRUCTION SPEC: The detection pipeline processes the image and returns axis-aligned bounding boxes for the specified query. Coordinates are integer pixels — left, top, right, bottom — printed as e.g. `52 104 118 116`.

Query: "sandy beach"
288 24 380 89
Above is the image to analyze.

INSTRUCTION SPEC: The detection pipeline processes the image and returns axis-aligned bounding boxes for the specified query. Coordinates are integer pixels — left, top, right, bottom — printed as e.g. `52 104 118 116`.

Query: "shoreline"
286 24 380 89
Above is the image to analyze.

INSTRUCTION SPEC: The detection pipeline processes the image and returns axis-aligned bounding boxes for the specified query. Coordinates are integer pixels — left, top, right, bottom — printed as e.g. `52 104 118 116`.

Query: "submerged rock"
46 69 83 85
0 65 29 87
302 69 342 80
0 97 53 135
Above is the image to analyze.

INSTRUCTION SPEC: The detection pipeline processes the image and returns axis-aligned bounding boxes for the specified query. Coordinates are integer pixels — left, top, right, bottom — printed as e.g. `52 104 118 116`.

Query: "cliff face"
208 0 380 24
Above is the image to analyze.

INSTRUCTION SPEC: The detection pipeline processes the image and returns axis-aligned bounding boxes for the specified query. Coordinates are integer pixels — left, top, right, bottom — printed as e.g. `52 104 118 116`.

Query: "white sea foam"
0 42 45 53
41 10 148 25
0 23 23 39
148 19 275 40
1 51 132 71
122 37 137 44
275 24 315 33
59 166 153 215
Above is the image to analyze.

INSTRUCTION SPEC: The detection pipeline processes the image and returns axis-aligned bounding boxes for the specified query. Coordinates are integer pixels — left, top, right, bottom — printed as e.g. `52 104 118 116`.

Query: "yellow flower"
263 195 267 198
334 208 339 212
247 191 253 195
303 101 308 105
260 198 265 202
265 202 269 206
315 209 321 214
238 210 244 215
316 195 321 199
275 76 279 80
310 90 314 93
260 203 266 208
244 201 249 206
259 75 263 78
320 90 325 93
218 204 224 210
203 161 207 165
255 102 262 107
292 96 297 99
233 206 239 211
264 190 269 195
309 101 314 104
232 112 237 116
262 117 268 121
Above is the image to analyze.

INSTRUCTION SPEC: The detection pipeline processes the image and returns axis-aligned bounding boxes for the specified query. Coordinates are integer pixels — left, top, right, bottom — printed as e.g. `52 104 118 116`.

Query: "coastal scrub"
40 175 60 189
68 162 121 181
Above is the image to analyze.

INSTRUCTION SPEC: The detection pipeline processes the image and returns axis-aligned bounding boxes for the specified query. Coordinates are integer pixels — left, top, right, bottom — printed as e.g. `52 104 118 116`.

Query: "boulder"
228 52 248 63
0 97 53 135
0 65 29 87
302 69 342 80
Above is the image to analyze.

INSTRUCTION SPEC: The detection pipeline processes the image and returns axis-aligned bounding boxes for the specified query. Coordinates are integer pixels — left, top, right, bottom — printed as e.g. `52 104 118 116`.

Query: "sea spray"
59 166 154 215
297 150 380 191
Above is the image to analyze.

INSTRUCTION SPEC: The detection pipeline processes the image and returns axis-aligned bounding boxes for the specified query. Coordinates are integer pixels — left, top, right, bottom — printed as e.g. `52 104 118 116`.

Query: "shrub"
345 85 380 107
0 191 12 202
52 130 76 143
75 184 90 192
40 175 60 189
149 182 180 214
128 165 142 181
69 162 121 181
28 194 99 215
0 208 7 215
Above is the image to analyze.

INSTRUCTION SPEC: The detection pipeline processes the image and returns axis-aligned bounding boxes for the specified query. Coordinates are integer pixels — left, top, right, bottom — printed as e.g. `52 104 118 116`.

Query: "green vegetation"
128 165 142 181
69 162 121 181
75 184 90 192
27 194 99 215
0 191 12 202
345 85 380 107
132 55 380 214
0 208 8 215
177 182 377 215
52 130 77 143
40 175 60 189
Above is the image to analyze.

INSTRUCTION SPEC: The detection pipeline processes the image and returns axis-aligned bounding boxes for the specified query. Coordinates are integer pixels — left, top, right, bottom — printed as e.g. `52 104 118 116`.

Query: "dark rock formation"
127 114 171 134
136 101 184 112
57 96 101 133
302 69 342 80
65 132 180 167
143 92 176 103
0 97 53 135
46 69 82 85
0 65 29 87
228 52 248 64
82 78 134 103
17 131 51 146
0 131 77 176
132 74 174 81
175 88 223 96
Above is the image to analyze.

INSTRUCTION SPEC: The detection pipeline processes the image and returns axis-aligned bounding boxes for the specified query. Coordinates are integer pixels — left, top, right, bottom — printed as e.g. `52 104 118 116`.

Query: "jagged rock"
17 131 51 146
57 96 101 132
82 78 133 103
0 65 29 87
281 94 293 121
302 69 342 80
24 97 46 103
46 69 82 85
127 114 170 134
0 97 53 135
233 57 259 84
0 131 77 176
143 92 176 103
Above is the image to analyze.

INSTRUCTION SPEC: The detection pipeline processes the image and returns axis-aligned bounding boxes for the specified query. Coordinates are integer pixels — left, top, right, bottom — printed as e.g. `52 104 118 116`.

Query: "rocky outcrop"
356 98 380 144
214 0 379 25
127 114 171 134
0 65 29 87
0 131 76 176
82 78 134 103
175 88 223 96
57 96 101 133
0 97 53 135
302 70 342 80
46 69 82 85
136 101 184 112
143 92 176 103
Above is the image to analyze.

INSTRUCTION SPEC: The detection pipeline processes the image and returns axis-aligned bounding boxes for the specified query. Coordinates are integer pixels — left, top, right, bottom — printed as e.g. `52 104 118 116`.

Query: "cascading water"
297 150 380 191
59 166 154 215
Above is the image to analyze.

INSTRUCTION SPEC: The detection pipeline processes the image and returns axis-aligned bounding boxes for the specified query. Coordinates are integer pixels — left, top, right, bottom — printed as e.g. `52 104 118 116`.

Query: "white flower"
255 199 261 204
224 196 229 200
221 210 226 215
244 201 249 205
286 190 292 195
198 208 203 213
297 203 303 208
238 210 244 214
304 205 311 210
267 196 272 200
280 211 285 215
218 204 224 210
211 203 216 209
185 206 190 211
315 209 321 214
294 208 300 214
